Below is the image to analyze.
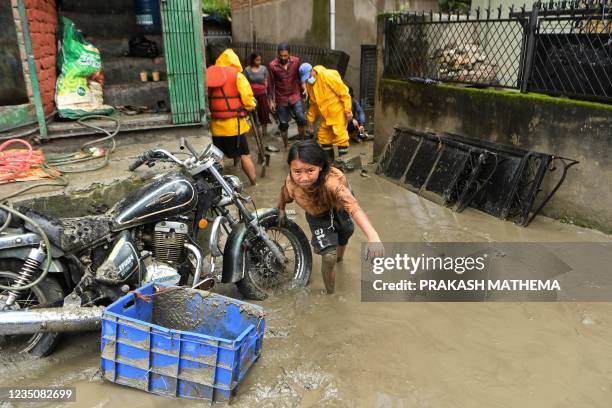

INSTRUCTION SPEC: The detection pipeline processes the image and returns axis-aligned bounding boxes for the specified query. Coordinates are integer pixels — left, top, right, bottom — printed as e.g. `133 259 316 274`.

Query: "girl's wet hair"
249 52 262 66
287 140 331 187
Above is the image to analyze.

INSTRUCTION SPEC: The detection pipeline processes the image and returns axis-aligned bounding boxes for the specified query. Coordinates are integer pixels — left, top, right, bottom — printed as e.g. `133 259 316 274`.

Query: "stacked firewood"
436 43 498 84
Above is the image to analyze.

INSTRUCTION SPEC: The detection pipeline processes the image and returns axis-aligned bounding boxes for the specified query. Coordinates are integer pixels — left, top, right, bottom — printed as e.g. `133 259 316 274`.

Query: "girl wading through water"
277 140 384 294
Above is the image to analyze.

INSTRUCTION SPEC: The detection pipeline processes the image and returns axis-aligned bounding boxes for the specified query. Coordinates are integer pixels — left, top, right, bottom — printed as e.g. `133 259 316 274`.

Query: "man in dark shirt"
347 86 373 142
268 43 308 147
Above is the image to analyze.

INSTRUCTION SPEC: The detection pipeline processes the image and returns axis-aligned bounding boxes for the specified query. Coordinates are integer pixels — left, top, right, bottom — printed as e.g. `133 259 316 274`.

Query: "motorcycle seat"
24 210 112 252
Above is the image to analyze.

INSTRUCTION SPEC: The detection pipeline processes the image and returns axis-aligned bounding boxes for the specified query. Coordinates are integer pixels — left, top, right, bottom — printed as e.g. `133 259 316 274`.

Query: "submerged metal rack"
376 127 578 226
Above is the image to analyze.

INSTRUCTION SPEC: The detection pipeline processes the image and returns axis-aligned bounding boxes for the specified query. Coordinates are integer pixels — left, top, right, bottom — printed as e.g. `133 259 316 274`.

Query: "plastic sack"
55 17 114 119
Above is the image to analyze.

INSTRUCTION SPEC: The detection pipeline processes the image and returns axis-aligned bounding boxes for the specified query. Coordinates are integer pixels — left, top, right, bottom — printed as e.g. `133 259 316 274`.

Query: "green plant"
396 0 471 13
202 0 231 19
438 0 471 13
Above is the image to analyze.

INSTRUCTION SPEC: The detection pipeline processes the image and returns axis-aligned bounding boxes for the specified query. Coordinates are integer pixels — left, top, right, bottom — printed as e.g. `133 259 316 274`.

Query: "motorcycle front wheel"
237 217 312 301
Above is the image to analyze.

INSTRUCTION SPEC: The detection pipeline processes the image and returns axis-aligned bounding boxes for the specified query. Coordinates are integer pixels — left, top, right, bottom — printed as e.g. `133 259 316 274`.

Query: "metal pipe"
0 307 104 336
330 0 336 49
16 0 48 139
184 243 203 288
208 216 228 257
249 0 255 46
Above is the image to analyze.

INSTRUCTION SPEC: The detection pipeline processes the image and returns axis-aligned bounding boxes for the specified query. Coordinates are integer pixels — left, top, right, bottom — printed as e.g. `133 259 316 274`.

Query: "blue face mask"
307 77 316 85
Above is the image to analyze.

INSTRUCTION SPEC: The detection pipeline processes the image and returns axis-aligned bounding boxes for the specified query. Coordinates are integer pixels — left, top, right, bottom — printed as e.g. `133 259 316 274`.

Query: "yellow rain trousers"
306 65 352 147
209 49 256 137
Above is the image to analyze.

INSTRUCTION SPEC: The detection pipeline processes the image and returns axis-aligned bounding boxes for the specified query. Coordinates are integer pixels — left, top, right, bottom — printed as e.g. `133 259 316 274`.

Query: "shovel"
247 112 270 178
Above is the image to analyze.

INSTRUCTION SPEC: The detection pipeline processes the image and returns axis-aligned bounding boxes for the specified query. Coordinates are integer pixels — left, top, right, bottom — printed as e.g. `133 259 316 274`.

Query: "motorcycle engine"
141 220 189 285
153 221 188 265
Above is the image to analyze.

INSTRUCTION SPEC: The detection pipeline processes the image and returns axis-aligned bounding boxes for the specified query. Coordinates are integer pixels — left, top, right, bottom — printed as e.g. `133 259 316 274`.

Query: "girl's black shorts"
305 210 355 255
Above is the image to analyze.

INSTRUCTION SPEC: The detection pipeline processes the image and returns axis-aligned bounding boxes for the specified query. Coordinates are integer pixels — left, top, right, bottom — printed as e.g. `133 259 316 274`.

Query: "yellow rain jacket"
305 65 352 146
209 49 256 137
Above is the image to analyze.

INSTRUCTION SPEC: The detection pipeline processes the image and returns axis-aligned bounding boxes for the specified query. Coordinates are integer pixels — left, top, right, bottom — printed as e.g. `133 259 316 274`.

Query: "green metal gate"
160 0 207 125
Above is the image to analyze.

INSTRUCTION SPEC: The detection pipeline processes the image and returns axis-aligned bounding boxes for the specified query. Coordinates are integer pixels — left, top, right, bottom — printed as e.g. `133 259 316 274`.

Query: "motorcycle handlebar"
180 137 199 158
129 149 186 172
0 209 9 228
130 144 219 173
128 154 147 171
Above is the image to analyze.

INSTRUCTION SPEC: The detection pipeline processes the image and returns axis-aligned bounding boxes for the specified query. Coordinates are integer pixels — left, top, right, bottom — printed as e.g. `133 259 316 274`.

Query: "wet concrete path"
1 129 612 407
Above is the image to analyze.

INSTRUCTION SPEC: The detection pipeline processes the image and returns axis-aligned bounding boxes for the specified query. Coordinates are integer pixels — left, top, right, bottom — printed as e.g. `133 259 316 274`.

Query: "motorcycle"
0 138 312 356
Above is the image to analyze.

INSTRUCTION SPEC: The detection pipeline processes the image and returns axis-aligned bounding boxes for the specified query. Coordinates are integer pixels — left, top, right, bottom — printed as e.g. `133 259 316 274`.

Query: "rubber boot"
322 146 334 162
321 252 337 294
280 129 288 148
298 126 306 140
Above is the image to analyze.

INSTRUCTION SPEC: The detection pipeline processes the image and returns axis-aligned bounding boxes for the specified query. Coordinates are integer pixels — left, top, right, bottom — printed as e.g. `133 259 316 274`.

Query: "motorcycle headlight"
202 144 224 163
224 175 243 193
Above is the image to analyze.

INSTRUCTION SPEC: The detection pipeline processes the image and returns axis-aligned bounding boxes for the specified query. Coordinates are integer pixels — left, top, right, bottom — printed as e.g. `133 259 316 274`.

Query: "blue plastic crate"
100 283 265 402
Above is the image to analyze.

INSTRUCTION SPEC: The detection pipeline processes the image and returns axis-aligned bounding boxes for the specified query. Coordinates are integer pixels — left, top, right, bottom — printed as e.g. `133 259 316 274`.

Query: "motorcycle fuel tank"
111 173 197 230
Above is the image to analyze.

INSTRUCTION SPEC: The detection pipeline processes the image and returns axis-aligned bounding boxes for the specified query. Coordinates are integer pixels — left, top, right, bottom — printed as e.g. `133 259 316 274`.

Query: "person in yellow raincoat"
299 63 352 160
207 49 257 185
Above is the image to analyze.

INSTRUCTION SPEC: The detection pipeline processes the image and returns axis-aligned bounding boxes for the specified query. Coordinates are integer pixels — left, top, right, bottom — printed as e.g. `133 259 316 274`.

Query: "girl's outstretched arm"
351 209 385 259
277 183 294 226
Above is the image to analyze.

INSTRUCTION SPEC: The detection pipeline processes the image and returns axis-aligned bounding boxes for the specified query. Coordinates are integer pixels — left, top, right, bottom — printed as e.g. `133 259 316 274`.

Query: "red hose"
0 139 39 182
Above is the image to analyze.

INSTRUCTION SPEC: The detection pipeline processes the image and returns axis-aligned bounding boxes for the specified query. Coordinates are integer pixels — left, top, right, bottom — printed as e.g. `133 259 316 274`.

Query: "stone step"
96 38 130 58
102 56 167 85
93 35 165 58
103 81 170 110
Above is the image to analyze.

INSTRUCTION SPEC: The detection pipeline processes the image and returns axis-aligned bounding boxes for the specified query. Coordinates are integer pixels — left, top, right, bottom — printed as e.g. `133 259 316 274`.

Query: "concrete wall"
230 0 437 96
0 1 28 106
373 79 612 233
230 0 331 50
373 13 612 233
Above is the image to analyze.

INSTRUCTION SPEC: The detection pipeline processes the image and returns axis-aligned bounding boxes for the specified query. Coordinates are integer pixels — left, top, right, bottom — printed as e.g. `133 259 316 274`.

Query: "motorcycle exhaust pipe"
0 307 105 336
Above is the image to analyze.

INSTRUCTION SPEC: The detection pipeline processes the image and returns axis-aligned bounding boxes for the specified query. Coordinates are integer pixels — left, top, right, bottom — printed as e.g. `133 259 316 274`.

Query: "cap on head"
299 63 313 83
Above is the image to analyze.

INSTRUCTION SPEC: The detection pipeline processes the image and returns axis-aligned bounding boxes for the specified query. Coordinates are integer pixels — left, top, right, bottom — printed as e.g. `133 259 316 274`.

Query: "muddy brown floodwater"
2 135 612 408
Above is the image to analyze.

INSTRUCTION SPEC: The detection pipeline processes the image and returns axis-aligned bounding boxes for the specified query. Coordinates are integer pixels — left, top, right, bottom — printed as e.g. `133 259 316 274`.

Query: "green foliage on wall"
438 0 471 13
202 0 231 19
306 0 330 47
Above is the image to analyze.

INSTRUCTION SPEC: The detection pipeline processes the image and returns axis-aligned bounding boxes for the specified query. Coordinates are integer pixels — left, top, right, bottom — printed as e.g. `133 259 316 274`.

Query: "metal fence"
360 44 377 133
207 41 351 77
524 2 612 102
384 12 525 88
360 44 378 109
204 31 232 46
383 0 612 103
203 32 232 67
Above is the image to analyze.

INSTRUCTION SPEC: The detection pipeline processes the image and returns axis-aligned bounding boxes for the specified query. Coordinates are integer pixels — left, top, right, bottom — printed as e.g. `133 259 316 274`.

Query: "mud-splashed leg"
336 245 346 263
321 252 337 294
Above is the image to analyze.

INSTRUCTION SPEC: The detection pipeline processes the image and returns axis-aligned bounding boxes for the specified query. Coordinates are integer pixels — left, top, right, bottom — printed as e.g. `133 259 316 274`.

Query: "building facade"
229 0 438 96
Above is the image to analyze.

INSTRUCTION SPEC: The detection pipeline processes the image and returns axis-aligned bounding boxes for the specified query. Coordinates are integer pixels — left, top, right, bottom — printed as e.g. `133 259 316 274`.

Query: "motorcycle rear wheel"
237 218 312 300
0 263 65 357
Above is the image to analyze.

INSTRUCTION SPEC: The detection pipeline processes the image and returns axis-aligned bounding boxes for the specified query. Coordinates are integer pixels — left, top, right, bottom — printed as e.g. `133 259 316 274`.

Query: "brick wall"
230 0 276 11
24 0 57 114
